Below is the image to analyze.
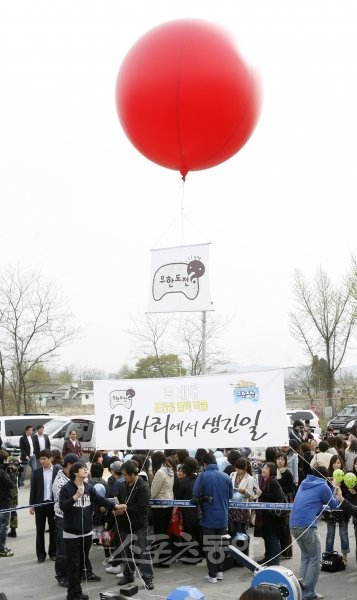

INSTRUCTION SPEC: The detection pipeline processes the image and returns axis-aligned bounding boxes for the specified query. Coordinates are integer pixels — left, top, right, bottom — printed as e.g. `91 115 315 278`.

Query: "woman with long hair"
255 462 286 565
345 438 357 472
90 450 104 465
324 454 349 565
335 435 346 462
281 442 300 488
275 452 294 559
150 451 174 567
228 457 255 557
327 436 338 455
348 423 357 445
309 438 318 455
300 442 313 481
346 456 357 560
174 457 202 564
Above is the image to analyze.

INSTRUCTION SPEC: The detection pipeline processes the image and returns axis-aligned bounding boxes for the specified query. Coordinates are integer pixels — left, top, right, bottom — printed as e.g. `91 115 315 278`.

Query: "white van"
286 409 321 433
0 414 55 448
46 415 96 455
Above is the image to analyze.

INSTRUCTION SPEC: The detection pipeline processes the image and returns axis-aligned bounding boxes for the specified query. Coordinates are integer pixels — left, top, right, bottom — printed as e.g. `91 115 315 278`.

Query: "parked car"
286 409 321 433
45 415 96 455
327 404 357 434
0 414 55 448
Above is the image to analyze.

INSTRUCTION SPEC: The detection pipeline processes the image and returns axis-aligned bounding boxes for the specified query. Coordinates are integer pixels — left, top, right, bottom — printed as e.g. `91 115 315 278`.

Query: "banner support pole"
201 310 207 375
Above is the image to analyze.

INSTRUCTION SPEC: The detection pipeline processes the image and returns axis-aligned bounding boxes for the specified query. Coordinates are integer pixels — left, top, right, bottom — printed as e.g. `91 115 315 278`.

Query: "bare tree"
289 265 357 404
179 313 231 375
0 267 79 413
127 314 174 377
126 312 231 376
286 365 314 402
0 350 6 415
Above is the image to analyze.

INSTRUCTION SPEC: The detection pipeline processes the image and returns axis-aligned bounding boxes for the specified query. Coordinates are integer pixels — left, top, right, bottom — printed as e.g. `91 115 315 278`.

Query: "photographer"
7 455 21 538
0 449 16 557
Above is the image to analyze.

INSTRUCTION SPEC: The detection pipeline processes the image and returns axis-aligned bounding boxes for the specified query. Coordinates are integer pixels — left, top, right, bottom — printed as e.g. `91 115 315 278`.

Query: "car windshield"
288 411 314 421
338 406 357 417
43 419 68 435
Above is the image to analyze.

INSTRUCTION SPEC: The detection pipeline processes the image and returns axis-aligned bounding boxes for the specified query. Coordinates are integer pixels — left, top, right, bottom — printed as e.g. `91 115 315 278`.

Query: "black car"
327 404 357 434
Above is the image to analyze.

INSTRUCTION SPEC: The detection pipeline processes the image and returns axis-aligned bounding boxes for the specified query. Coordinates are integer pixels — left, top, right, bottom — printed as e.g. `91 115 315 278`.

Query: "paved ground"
1 486 357 600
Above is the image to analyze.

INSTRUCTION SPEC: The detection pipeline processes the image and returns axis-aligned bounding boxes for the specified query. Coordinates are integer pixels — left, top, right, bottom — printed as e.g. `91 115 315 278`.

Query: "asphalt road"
1 486 357 600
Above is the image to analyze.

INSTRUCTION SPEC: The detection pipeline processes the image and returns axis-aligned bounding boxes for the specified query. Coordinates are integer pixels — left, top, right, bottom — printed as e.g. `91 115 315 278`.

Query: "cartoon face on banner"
152 259 205 302
110 388 136 410
148 243 211 313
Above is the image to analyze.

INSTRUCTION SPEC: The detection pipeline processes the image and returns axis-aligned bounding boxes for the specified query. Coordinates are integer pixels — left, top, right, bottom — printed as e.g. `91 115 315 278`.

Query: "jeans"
19 455 36 486
201 526 227 578
291 526 321 599
121 527 154 582
55 516 67 580
325 520 350 554
0 511 10 552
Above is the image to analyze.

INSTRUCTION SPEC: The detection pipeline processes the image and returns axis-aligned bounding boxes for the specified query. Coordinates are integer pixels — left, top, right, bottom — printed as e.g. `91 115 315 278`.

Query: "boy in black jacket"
59 461 123 600
115 460 154 590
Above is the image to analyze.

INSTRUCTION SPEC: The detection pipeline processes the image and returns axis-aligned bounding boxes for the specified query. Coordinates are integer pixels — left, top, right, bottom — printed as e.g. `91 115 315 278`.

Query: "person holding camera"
192 452 233 584
0 449 16 557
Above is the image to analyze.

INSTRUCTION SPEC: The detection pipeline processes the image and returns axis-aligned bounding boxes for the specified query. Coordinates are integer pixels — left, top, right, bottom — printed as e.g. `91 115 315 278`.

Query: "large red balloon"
115 19 261 178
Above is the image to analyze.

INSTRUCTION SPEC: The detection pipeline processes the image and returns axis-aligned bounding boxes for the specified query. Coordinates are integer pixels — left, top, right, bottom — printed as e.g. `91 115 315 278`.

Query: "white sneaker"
216 571 223 580
204 576 217 584
105 565 122 574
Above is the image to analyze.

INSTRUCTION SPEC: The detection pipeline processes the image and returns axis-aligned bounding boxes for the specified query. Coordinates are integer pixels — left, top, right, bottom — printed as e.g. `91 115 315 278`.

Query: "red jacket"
62 439 82 458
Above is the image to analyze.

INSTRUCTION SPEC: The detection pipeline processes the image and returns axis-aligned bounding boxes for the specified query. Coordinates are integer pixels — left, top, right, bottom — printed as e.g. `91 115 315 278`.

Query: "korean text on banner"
94 370 289 450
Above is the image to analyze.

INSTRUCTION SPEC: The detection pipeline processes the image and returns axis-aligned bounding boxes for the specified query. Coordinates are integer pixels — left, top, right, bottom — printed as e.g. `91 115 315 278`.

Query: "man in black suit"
32 424 51 467
19 425 37 486
29 449 59 562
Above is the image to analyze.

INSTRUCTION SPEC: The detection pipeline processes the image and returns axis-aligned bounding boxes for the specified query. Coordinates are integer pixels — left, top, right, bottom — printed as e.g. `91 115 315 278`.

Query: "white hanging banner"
94 369 289 450
147 243 211 313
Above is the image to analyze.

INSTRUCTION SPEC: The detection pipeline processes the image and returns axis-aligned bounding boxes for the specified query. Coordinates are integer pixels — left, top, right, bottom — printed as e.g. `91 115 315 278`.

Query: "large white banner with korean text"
94 370 289 450
147 243 211 312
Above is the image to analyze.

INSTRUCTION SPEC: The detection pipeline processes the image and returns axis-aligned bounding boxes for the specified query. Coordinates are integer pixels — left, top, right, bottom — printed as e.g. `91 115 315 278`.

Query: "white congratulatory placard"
147 242 211 313
94 370 289 450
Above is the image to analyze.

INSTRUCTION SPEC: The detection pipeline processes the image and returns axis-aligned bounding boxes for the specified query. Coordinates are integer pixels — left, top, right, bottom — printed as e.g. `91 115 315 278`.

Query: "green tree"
310 355 329 394
131 354 186 378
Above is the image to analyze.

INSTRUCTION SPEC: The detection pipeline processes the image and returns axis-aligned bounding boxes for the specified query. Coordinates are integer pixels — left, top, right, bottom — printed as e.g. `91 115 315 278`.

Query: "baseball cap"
63 453 80 466
110 460 123 473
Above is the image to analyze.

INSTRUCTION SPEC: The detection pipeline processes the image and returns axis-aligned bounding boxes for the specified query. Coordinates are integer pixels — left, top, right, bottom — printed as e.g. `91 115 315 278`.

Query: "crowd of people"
1 419 357 600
